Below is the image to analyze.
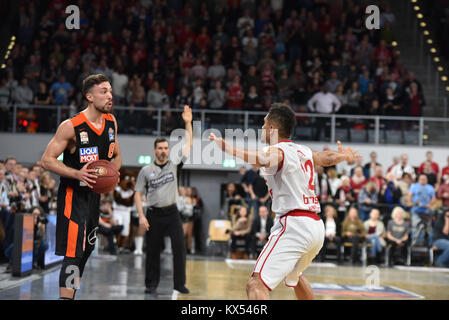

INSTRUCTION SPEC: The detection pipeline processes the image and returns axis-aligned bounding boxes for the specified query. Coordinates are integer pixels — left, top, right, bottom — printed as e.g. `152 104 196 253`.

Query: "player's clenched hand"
209 133 226 151
76 161 98 189
337 140 361 163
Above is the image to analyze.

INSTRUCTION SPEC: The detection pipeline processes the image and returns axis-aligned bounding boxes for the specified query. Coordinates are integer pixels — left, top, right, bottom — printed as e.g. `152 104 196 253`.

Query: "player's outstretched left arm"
312 141 361 167
209 133 282 168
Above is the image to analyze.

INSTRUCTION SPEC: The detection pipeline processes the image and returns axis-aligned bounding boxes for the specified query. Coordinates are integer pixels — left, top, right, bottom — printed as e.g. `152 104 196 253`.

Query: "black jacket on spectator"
250 214 274 238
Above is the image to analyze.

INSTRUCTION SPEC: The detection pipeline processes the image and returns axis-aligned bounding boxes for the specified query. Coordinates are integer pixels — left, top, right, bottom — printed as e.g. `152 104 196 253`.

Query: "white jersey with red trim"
259 141 320 216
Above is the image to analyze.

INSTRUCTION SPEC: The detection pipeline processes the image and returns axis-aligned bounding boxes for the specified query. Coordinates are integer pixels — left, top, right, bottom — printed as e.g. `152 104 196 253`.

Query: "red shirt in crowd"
418 161 440 175
227 83 244 108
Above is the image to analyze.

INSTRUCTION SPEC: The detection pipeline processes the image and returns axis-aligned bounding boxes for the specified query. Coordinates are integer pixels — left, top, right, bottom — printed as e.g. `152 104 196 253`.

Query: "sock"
135 236 143 252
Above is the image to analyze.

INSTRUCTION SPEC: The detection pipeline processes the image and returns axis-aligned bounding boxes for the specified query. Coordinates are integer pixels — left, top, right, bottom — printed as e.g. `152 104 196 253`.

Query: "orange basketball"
87 160 119 194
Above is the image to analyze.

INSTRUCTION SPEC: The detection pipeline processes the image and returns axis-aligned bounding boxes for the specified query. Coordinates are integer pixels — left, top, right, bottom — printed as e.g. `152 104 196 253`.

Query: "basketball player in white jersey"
209 103 361 300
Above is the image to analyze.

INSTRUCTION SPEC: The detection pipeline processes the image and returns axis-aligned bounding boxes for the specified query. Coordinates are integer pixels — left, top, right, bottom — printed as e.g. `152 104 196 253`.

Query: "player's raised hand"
337 140 362 163
182 105 193 123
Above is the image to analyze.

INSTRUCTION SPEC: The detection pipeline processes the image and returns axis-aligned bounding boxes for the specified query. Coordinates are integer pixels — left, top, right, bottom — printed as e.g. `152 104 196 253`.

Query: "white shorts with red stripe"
252 210 325 291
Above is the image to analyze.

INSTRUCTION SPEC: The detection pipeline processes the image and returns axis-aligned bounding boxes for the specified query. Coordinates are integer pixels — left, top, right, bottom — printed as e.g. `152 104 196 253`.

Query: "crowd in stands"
222 151 449 267
0 157 55 269
0 0 427 135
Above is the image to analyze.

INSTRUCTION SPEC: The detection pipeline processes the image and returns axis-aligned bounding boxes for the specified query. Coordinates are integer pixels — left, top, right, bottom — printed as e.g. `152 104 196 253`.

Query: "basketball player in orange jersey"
210 103 361 300
40 74 122 299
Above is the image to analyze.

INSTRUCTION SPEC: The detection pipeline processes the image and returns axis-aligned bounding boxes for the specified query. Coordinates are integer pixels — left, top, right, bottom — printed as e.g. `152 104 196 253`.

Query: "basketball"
87 160 119 194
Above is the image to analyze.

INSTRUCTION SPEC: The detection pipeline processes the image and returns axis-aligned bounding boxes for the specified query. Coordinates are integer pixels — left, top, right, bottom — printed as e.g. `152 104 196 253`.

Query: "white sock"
135 236 143 252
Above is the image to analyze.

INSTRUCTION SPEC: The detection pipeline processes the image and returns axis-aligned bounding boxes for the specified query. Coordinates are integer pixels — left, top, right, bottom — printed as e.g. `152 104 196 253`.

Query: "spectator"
190 58 208 81
437 175 449 208
208 81 226 110
307 84 341 140
33 81 52 132
390 153 416 181
38 171 54 214
31 206 49 269
334 176 356 219
432 210 449 268
408 174 436 245
240 167 259 198
178 187 195 254
404 82 425 117
243 85 262 112
387 156 400 173
369 165 386 192
327 168 341 201
248 171 270 213
418 151 440 176
422 162 438 188
250 205 273 257
207 56 226 86
191 187 204 255
192 80 206 109
318 205 342 262
111 65 129 105
175 86 193 110
379 172 403 211
13 78 34 105
342 206 366 264
357 182 378 221
223 182 246 217
50 74 73 105
397 172 413 208
382 87 404 117
364 152 381 179
147 81 167 109
325 71 342 93
350 166 367 200
363 208 386 263
98 199 123 255
386 206 410 266
344 81 362 114
226 75 244 110
230 206 253 259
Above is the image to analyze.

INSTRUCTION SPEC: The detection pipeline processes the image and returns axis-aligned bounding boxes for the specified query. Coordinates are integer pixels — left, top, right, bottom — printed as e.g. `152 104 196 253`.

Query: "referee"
135 105 193 295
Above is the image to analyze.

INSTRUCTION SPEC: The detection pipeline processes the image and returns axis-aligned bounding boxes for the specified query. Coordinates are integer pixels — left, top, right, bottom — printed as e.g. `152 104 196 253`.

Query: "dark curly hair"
266 103 296 139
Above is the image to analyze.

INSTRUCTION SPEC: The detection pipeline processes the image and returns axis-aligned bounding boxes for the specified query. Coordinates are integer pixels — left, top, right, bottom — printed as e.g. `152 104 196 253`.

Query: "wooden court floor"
1 254 448 300
180 258 449 300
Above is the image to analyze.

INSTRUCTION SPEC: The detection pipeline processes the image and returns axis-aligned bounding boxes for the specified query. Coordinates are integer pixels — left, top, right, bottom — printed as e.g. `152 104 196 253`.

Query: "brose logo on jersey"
80 147 99 163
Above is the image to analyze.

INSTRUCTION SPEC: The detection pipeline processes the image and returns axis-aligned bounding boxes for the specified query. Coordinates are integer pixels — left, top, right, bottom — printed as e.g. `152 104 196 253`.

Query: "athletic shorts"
252 209 325 291
113 208 131 236
56 183 101 258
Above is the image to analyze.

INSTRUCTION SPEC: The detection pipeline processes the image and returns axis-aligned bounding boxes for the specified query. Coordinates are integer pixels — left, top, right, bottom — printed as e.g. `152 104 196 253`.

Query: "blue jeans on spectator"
433 239 449 267
358 206 371 221
367 234 383 258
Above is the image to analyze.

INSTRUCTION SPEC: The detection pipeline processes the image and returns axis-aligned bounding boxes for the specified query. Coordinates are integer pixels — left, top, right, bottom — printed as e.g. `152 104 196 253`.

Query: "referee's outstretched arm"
181 105 193 158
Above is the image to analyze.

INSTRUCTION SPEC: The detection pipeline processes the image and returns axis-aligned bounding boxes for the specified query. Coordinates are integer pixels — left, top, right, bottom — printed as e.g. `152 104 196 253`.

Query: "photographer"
432 210 449 268
32 206 49 269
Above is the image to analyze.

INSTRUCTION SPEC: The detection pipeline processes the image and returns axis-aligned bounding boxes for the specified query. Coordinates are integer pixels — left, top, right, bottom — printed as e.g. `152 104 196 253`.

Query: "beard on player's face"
93 103 110 114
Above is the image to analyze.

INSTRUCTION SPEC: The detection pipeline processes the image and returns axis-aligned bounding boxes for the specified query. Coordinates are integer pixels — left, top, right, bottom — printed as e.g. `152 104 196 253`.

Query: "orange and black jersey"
61 111 116 189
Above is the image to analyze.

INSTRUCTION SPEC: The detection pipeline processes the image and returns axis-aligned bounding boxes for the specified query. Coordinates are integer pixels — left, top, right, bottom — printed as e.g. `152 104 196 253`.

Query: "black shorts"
55 183 100 258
